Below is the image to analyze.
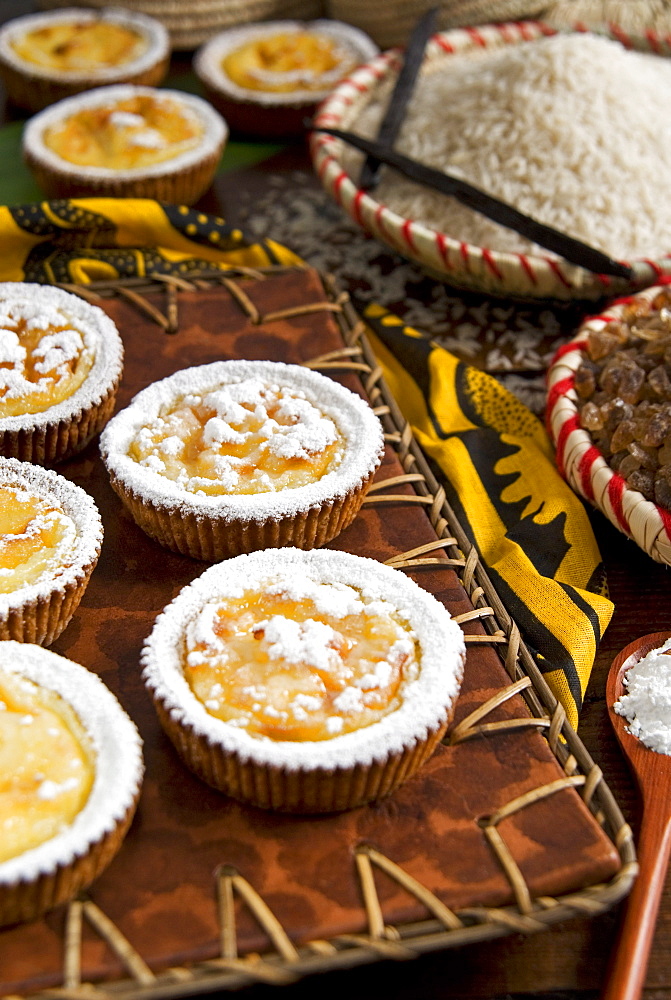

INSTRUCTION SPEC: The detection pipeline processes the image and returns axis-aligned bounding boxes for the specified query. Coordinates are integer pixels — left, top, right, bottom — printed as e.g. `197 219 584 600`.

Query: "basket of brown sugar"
547 280 671 564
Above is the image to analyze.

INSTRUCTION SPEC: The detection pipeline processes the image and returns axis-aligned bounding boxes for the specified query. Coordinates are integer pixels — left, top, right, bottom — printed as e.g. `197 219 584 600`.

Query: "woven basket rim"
310 19 671 303
547 281 671 563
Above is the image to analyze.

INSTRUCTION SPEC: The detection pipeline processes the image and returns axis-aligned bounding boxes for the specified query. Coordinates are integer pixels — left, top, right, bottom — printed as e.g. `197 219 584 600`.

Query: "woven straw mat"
542 0 671 32
325 0 548 48
36 0 326 50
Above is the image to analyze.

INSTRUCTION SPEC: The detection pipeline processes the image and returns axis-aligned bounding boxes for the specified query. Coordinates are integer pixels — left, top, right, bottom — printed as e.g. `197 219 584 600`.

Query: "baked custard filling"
11 21 146 73
0 299 94 418
0 670 93 863
43 94 203 171
223 31 354 93
0 485 76 594
127 377 344 496
183 578 419 741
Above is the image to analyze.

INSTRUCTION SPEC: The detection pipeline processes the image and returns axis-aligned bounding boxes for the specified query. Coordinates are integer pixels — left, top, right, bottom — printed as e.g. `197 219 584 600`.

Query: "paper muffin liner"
23 84 228 207
0 458 103 646
0 7 170 113
0 283 124 466
0 375 120 466
547 281 671 566
107 464 376 561
25 145 222 206
0 792 138 927
0 643 143 926
194 19 378 139
142 548 466 813
100 359 385 561
152 692 450 812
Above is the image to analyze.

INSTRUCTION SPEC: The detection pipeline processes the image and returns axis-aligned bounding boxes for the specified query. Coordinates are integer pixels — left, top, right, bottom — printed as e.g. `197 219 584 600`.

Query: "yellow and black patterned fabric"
363 302 613 728
0 198 612 728
0 198 299 284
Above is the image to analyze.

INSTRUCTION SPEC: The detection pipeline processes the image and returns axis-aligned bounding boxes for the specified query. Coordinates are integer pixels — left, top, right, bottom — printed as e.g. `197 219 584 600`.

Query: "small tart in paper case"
0 282 124 465
141 547 465 812
23 84 227 205
0 641 143 926
0 7 169 113
193 20 378 138
0 458 103 646
99 359 385 561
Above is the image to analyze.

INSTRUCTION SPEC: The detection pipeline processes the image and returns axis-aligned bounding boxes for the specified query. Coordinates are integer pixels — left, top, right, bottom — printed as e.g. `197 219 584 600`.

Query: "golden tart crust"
194 19 377 138
23 85 228 205
142 547 465 813
0 457 103 646
99 359 385 561
0 641 143 926
0 282 124 466
0 7 169 113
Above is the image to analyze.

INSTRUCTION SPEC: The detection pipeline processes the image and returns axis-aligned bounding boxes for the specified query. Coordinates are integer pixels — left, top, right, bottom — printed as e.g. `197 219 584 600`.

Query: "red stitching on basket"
436 232 453 270
518 253 537 284
482 247 503 279
609 23 632 48
515 21 539 41
460 242 471 271
317 153 335 182
353 191 366 228
549 340 587 367
402 220 416 252
658 504 671 541
333 171 348 206
607 474 631 534
579 446 602 503
643 258 665 279
645 29 662 54
435 36 455 53
555 414 580 477
466 27 487 47
546 375 575 414
544 258 572 289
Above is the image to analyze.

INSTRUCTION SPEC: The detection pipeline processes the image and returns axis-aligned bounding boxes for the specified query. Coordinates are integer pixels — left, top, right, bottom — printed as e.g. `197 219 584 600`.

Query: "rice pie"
194 19 377 138
99 359 385 561
0 458 102 646
0 7 169 113
0 641 143 926
0 282 124 466
142 547 466 812
23 84 227 204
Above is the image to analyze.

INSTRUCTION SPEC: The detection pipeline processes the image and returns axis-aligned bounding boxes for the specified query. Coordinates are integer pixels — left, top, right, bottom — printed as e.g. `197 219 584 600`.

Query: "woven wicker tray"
0 266 635 998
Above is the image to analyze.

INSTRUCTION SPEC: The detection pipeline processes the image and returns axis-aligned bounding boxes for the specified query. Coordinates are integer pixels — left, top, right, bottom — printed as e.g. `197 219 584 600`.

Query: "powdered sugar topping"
0 457 103 614
0 283 123 432
142 547 465 770
0 641 143 885
100 360 384 521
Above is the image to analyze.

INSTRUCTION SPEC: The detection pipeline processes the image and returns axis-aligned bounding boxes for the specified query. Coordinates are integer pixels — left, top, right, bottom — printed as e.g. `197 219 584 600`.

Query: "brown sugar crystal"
575 288 671 509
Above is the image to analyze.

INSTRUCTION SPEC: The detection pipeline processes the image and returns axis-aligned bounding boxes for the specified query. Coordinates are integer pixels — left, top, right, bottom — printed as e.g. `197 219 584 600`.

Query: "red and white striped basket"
310 20 671 302
546 281 671 565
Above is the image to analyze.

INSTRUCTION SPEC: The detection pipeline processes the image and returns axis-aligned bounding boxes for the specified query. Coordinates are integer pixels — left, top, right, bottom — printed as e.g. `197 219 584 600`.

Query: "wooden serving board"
0 268 621 995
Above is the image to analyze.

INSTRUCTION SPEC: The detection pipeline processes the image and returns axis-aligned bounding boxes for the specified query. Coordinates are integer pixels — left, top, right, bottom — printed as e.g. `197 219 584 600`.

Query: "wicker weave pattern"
325 0 548 48
542 0 671 32
1 270 634 1000
36 0 325 49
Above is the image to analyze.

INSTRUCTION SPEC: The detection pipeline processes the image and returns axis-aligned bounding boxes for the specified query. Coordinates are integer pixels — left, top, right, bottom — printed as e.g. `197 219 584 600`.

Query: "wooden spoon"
603 630 671 1000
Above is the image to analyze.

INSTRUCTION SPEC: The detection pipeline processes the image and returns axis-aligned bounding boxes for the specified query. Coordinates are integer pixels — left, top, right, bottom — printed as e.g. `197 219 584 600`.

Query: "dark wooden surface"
0 2 669 997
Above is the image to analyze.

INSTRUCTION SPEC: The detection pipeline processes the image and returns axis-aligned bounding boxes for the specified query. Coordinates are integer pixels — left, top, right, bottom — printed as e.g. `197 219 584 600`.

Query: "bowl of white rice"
310 21 671 302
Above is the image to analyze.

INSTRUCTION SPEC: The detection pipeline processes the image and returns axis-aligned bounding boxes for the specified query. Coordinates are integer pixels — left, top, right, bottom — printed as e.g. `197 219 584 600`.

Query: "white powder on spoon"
614 637 671 754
